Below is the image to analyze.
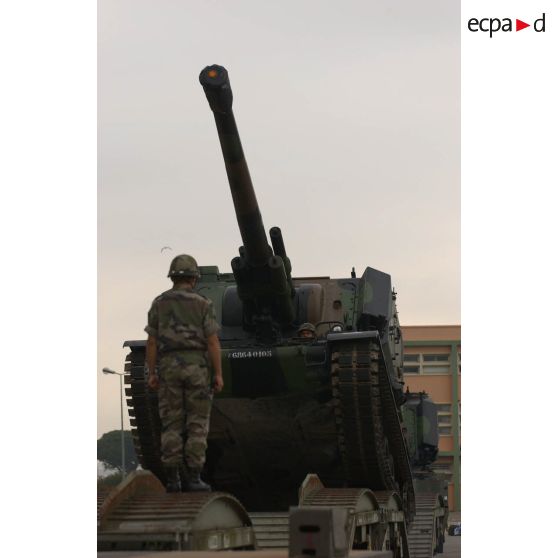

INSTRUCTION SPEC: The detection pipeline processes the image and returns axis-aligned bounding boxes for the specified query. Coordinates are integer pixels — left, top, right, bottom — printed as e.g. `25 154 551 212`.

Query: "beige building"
402 325 461 511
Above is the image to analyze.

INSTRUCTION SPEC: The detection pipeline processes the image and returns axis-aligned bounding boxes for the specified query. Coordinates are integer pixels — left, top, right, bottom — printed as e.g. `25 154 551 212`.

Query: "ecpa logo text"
468 13 546 37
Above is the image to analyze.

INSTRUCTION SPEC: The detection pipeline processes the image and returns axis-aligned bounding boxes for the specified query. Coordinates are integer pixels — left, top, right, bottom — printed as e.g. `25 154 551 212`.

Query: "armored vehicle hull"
125 266 414 514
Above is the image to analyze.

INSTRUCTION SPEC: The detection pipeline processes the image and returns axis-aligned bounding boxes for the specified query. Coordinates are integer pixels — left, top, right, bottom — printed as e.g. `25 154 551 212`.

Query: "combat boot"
164 466 182 493
179 465 189 492
185 469 211 492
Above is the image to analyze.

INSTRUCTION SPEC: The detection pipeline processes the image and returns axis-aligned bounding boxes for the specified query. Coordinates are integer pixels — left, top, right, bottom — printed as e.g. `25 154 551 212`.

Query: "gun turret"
200 65 295 334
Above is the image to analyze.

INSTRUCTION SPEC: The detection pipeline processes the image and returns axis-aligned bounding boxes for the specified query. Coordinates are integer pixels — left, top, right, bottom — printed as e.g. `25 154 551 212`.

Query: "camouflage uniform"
145 286 219 472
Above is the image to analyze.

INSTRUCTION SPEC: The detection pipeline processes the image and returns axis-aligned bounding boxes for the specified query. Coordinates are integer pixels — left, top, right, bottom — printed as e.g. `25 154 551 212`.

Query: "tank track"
329 334 415 522
123 344 166 483
406 492 445 558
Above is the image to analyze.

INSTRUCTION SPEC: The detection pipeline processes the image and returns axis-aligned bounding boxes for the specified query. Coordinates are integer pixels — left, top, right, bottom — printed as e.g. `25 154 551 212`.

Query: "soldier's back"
154 287 211 352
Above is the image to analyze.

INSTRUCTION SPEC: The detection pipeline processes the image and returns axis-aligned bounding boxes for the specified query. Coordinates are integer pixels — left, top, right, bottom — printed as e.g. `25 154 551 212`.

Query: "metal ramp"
298 474 391 553
249 512 290 548
374 491 409 558
97 470 255 551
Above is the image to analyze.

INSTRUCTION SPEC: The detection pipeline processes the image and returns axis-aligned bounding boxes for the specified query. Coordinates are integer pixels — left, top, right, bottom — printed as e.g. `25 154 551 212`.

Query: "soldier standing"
145 254 224 493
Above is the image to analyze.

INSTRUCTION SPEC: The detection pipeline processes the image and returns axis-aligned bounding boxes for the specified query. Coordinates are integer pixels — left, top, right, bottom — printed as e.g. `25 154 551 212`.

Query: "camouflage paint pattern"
145 284 219 471
198 274 372 398
158 353 213 470
180 268 410 509
219 344 320 398
145 285 219 355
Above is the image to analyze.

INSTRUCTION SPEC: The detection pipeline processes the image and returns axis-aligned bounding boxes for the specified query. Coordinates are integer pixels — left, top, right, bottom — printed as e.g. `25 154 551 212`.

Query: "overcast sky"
98 0 460 437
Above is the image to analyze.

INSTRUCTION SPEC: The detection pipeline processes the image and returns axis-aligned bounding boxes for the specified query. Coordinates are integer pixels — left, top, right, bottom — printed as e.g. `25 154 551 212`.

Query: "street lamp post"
102 367 126 481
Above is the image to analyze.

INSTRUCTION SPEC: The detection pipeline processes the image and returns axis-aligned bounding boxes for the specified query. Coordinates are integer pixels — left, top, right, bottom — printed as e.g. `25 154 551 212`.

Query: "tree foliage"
97 430 138 472
98 472 125 487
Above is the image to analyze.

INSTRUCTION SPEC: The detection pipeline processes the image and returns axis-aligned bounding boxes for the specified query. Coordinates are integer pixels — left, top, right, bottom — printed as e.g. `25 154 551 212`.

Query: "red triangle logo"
516 19 530 31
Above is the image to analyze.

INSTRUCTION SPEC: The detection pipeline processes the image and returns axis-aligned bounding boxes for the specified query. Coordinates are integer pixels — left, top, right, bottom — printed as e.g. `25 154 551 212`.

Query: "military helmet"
168 254 200 278
297 322 316 334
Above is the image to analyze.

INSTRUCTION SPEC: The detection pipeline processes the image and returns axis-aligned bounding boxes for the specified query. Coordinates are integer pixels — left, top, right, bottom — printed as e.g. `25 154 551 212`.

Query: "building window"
437 404 452 413
402 352 452 375
423 365 450 374
423 354 450 362
436 403 452 435
422 353 450 374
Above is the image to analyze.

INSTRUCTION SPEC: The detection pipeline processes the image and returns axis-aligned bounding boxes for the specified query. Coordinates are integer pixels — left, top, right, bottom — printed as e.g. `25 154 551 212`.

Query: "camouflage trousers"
158 353 213 472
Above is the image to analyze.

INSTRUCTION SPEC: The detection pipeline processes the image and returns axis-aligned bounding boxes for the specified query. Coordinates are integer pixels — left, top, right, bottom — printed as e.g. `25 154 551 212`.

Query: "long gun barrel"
199 65 270 266
200 65 295 333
